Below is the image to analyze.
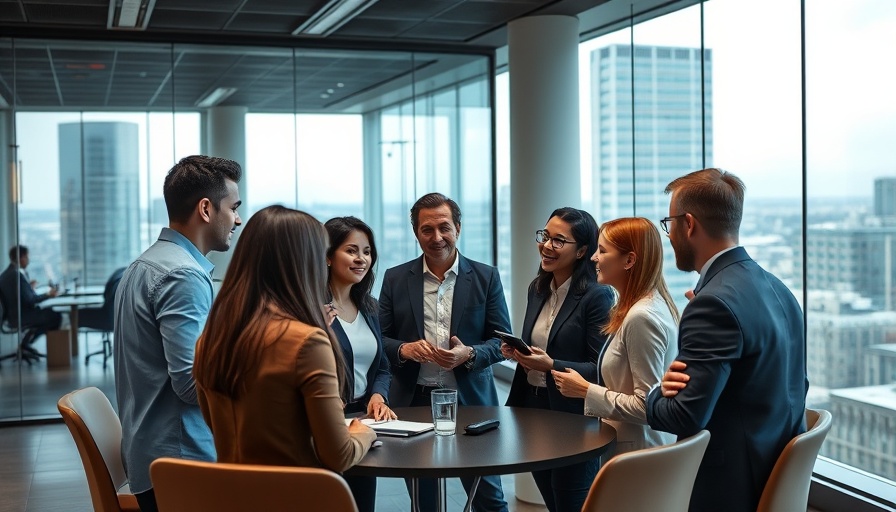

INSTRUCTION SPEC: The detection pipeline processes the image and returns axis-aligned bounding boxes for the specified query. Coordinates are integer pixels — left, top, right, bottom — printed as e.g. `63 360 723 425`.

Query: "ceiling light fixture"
292 0 378 37
195 87 238 108
107 0 156 30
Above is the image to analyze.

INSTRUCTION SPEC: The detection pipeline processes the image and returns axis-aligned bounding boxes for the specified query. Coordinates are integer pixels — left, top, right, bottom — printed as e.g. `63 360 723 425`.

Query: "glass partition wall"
0 38 494 421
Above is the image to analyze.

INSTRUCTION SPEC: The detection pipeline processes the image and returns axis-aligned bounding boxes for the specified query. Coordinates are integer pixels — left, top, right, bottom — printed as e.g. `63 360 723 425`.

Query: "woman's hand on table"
367 393 397 421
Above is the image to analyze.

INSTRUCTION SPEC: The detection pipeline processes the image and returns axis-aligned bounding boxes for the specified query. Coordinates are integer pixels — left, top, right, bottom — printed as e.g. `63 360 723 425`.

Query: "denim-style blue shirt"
113 227 217 493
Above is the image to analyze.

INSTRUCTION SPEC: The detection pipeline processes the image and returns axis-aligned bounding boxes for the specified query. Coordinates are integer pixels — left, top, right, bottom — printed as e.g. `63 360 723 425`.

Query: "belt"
530 385 548 396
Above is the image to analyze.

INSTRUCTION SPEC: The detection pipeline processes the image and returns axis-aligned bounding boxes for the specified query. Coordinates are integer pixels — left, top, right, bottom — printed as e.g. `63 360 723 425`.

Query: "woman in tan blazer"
194 205 375 473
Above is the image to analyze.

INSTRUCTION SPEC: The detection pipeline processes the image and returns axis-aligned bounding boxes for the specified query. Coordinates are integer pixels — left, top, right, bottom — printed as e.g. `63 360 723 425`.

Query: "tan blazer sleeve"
295 328 376 472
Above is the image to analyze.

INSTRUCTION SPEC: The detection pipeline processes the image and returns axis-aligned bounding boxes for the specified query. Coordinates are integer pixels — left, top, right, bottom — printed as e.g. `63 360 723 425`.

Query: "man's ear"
198 198 213 223
684 213 698 237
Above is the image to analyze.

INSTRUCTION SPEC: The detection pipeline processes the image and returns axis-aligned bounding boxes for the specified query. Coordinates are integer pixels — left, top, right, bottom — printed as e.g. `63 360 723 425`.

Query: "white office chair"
582 430 710 512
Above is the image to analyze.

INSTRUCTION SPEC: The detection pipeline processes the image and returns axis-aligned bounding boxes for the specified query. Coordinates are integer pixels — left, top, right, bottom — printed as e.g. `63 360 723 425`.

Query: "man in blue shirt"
114 155 242 512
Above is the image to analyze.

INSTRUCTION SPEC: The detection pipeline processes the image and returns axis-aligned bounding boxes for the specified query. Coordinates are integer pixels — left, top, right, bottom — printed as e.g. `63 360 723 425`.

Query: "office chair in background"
80 267 125 369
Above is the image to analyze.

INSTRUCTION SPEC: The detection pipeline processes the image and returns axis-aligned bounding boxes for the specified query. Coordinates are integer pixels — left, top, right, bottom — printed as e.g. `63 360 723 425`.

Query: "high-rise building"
865 344 896 386
806 290 896 389
590 44 712 305
826 384 896 481
874 177 896 221
59 122 140 286
807 225 896 311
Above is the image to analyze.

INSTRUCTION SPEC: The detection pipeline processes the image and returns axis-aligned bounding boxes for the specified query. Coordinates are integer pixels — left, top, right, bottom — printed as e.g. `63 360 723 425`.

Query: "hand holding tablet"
495 330 532 356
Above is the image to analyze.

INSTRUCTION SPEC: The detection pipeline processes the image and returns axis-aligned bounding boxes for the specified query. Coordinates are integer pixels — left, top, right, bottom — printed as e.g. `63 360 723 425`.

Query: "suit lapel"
523 291 546 339
450 255 472 336
407 257 426 339
548 289 582 348
695 246 750 294
330 318 354 370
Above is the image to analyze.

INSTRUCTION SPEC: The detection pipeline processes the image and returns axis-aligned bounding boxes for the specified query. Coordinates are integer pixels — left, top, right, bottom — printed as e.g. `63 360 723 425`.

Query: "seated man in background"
0 245 61 357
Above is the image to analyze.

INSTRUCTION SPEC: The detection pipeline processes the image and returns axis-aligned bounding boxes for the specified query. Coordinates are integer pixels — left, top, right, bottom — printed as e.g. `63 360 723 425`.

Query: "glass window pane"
806 0 896 485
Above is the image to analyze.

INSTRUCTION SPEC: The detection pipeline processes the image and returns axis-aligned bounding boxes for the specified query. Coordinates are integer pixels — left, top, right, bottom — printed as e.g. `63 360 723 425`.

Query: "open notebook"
344 418 435 437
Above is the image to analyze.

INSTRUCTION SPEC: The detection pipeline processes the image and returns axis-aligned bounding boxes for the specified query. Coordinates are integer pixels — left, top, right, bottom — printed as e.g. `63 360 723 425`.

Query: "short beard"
673 239 696 272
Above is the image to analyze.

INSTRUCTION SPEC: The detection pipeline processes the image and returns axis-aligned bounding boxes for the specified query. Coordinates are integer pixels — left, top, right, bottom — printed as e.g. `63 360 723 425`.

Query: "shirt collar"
551 276 572 294
698 245 739 281
422 251 460 280
159 227 215 276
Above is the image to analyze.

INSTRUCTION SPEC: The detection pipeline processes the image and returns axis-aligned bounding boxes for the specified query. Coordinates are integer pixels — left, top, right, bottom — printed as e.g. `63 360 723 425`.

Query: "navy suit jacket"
506 280 613 415
379 254 512 407
0 264 51 327
330 307 392 406
646 247 808 512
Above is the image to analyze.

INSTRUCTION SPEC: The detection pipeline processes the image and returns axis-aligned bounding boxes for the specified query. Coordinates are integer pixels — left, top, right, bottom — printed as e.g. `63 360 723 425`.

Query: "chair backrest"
150 458 359 512
104 268 126 304
582 430 711 512
82 268 126 331
57 387 138 512
756 408 833 512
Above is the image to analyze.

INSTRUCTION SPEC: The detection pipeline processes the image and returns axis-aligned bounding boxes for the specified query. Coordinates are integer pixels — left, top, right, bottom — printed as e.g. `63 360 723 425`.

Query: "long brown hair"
600 217 680 335
194 205 348 400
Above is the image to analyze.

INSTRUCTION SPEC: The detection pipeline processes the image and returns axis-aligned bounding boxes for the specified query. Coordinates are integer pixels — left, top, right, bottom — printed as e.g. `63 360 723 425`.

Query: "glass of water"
431 388 457 436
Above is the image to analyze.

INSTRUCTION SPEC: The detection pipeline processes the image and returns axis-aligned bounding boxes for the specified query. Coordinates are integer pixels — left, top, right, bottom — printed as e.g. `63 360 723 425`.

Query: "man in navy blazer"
0 245 62 356
646 168 808 512
380 192 511 512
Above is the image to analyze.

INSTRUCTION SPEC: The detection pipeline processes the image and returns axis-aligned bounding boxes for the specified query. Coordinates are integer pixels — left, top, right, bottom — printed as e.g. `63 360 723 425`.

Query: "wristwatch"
464 347 477 370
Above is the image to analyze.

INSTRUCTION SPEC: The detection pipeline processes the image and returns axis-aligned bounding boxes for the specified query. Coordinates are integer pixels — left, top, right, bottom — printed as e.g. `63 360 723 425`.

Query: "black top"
346 405 616 479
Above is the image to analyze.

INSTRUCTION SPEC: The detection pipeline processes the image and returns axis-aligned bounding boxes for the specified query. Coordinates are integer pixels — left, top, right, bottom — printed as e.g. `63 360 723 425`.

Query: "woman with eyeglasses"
502 207 614 512
324 216 395 512
552 217 679 455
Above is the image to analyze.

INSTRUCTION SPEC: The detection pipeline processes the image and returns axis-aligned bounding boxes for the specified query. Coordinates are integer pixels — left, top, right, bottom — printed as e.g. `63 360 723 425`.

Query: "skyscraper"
59 122 140 286
590 44 712 305
874 176 896 221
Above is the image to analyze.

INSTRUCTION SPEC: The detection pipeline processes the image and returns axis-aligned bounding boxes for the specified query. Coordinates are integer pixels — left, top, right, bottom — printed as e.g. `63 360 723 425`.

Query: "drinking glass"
431 388 457 436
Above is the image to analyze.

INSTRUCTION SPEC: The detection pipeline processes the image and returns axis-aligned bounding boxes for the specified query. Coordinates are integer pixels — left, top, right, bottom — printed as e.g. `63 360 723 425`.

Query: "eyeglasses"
659 214 687 234
535 230 576 250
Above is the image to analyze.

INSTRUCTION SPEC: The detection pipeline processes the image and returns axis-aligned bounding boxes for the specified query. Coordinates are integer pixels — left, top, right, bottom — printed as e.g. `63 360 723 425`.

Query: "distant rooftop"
830 384 896 410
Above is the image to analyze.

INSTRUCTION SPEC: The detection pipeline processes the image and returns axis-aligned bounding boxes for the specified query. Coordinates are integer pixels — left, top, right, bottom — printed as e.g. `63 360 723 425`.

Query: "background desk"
40 295 104 357
347 405 616 512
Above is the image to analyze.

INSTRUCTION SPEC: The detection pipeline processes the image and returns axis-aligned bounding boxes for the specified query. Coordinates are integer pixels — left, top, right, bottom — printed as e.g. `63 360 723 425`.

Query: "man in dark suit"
380 192 511 512
646 168 808 512
0 245 62 358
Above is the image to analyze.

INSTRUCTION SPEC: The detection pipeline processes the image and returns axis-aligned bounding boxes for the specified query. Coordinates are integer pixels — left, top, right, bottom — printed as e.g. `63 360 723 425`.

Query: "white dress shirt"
418 253 460 388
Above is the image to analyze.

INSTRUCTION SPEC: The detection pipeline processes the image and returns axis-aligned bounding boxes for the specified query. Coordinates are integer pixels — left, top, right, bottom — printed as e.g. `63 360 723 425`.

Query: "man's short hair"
8 245 27 263
410 193 462 232
163 155 242 224
665 168 745 239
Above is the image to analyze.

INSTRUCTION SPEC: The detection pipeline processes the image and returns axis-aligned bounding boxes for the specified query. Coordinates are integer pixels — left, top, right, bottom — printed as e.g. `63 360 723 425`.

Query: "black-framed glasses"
659 214 687 234
535 230 576 250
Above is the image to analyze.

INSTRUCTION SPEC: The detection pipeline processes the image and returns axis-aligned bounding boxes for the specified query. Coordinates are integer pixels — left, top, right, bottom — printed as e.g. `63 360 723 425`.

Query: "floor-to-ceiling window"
0 39 494 422
494 0 895 505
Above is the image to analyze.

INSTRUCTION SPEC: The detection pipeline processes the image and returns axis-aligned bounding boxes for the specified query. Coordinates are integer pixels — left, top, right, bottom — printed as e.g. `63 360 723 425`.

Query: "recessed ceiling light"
321 93 330 99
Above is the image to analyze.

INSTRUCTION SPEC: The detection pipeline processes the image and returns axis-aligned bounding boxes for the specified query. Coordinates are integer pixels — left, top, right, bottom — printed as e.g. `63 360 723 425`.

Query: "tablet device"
494 330 532 356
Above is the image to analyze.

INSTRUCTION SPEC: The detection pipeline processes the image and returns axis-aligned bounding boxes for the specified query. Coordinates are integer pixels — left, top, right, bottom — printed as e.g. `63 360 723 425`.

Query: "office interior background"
0 0 894 510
